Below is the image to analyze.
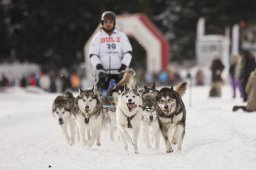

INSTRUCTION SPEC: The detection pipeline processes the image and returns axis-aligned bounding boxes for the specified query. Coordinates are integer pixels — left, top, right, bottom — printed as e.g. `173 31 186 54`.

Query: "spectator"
28 73 37 86
20 75 27 88
60 68 71 92
229 55 243 98
195 69 205 86
209 53 225 97
70 72 81 91
233 68 256 112
239 50 256 102
0 74 9 87
39 72 51 91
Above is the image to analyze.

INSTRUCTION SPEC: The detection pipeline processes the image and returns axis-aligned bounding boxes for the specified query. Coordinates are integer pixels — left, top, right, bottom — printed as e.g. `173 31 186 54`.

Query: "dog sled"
94 68 135 111
94 69 123 111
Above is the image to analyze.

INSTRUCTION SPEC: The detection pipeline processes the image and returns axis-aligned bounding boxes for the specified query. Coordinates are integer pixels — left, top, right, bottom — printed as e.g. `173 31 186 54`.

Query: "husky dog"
52 92 77 145
141 83 160 149
103 68 134 141
74 87 104 147
116 85 143 154
156 82 187 153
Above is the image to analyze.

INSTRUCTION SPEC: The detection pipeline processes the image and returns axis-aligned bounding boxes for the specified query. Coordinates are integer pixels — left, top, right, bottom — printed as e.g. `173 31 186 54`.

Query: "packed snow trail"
0 86 256 170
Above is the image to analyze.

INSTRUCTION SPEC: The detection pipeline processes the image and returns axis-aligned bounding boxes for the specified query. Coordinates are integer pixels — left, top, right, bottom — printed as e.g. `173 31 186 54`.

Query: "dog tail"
117 68 135 87
175 81 187 96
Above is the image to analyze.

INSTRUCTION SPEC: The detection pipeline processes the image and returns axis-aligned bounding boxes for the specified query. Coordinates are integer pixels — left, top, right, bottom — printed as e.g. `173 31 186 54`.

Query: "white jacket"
89 29 132 74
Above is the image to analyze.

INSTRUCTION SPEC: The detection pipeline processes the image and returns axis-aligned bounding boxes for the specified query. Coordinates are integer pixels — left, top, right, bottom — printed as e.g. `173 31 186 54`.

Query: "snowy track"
0 86 256 170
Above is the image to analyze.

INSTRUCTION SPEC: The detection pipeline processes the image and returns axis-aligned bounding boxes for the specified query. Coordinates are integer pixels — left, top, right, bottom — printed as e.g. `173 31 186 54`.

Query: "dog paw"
67 138 73 145
166 148 173 153
166 146 173 153
88 140 95 148
171 139 177 145
69 139 75 146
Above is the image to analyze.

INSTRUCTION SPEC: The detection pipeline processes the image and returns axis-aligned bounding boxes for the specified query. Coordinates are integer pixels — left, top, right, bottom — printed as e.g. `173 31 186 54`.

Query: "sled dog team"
52 72 187 154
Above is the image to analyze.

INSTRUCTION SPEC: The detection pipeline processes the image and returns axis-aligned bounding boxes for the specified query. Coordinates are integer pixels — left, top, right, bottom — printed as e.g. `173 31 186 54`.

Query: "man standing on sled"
89 11 133 91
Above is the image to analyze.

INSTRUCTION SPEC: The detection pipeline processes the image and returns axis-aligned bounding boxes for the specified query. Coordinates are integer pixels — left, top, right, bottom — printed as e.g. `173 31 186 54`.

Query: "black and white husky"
141 83 160 149
116 85 143 154
74 87 104 147
156 82 187 153
52 92 78 145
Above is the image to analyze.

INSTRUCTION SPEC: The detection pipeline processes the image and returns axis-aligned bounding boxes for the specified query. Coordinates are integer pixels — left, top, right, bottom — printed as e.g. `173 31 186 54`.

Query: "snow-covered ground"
0 85 256 170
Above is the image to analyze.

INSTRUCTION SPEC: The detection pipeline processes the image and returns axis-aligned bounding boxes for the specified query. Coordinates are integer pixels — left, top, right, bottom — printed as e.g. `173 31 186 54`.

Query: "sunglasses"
103 20 114 24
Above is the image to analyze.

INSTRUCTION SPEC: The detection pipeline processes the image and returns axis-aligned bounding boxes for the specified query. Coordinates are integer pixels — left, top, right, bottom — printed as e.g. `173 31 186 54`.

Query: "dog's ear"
92 86 96 94
152 82 156 89
78 88 83 93
144 85 148 91
75 96 79 104
87 86 94 92
170 85 174 91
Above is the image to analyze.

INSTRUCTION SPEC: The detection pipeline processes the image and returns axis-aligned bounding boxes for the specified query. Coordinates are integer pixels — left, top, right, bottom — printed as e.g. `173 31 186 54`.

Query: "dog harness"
85 117 90 124
122 112 136 128
83 105 102 124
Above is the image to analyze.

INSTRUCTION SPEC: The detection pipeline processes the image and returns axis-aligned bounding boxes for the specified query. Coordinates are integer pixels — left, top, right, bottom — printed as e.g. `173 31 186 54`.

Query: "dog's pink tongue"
127 103 137 109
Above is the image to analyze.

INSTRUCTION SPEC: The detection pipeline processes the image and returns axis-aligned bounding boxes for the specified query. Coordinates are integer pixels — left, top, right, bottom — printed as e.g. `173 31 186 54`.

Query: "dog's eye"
62 111 65 114
168 99 172 102
133 96 135 98
83 99 85 102
160 100 164 103
56 111 59 114
126 95 128 98
89 99 92 102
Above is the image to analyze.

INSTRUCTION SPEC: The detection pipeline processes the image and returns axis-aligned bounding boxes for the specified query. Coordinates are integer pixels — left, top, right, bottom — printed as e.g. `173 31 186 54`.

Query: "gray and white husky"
116 85 143 154
156 82 187 153
74 87 104 147
141 83 160 149
52 92 78 145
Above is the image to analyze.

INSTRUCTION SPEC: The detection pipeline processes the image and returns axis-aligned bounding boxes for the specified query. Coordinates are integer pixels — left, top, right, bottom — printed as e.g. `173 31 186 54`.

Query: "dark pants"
97 73 122 91
241 76 249 102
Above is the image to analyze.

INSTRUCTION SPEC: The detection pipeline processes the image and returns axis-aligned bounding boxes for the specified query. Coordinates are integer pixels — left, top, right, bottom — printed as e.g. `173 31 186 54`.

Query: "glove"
96 64 104 70
118 64 127 72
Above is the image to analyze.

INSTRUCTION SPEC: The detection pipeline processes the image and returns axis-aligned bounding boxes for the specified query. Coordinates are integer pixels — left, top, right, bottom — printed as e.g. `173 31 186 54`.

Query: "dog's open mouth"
127 102 137 111
163 103 176 115
163 106 173 115
85 109 90 113
164 108 171 114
